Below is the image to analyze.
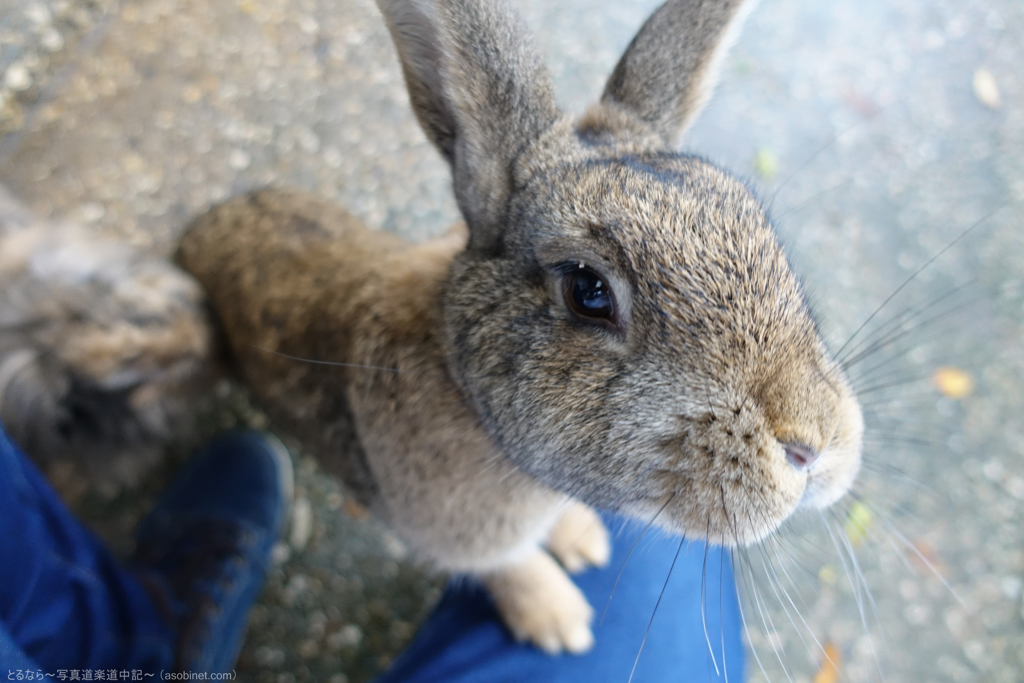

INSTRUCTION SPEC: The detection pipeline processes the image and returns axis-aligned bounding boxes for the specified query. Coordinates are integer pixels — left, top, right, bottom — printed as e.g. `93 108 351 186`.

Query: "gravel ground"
1 0 1022 681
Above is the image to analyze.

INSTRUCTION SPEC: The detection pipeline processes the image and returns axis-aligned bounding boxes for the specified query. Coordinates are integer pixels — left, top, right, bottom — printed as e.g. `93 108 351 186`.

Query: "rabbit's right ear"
599 0 755 145
377 0 560 255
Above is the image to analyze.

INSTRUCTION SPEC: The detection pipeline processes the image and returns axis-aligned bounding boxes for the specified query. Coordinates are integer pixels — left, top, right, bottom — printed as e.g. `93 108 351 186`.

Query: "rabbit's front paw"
547 501 611 574
485 549 595 655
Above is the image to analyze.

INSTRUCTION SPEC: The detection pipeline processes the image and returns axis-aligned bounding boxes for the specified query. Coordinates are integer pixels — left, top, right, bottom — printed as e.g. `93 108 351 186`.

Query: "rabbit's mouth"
642 465 803 547
635 390 865 547
796 392 865 510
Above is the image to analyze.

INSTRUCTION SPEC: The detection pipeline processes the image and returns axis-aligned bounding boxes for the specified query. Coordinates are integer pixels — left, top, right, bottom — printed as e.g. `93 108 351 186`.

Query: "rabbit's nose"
783 442 819 469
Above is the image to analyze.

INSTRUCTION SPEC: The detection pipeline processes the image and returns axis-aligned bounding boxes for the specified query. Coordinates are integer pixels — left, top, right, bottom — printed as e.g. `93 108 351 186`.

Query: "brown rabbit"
178 0 864 654
0 183 213 494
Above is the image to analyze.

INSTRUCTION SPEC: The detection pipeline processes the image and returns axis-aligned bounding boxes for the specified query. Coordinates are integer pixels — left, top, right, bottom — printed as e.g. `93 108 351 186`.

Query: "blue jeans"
0 422 744 680
0 424 175 673
378 523 745 682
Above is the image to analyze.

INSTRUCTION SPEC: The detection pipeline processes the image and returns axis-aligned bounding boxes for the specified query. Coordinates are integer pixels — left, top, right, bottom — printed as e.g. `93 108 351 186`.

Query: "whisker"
846 490 946 540
756 518 825 580
863 493 981 607
768 529 833 577
863 500 966 608
702 518 721 676
719 545 729 683
821 512 869 643
855 392 944 409
765 539 845 680
626 535 685 683
855 373 937 396
755 543 827 678
857 461 941 497
747 488 829 574
754 542 805 634
768 116 878 210
824 508 889 682
846 313 969 386
861 435 942 449
874 519 924 577
771 179 853 222
763 533 820 602
249 345 401 373
860 412 952 430
833 512 887 683
600 494 676 627
736 550 774 683
839 279 975 369
833 203 1006 359
842 297 979 371
861 433 946 452
862 416 946 436
743 550 796 683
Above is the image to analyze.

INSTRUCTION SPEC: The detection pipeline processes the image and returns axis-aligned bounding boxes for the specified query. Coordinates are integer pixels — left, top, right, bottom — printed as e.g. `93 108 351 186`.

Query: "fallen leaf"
345 498 370 519
754 148 778 180
844 500 874 547
813 642 842 683
973 68 1001 110
818 564 839 587
933 366 974 399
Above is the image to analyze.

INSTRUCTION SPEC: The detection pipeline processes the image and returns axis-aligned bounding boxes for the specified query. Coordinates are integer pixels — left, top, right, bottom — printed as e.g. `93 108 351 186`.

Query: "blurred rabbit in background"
0 182 215 496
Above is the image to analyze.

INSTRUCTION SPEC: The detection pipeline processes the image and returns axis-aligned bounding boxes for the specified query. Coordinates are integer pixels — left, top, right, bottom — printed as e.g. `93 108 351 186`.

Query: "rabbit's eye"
562 264 615 322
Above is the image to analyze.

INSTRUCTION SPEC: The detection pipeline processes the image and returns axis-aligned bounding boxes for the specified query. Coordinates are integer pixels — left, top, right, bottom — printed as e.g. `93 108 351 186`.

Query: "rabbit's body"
179 191 568 560
180 0 864 653
181 190 605 651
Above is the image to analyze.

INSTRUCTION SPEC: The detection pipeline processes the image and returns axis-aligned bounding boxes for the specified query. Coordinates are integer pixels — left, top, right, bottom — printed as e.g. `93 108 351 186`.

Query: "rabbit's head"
379 0 863 546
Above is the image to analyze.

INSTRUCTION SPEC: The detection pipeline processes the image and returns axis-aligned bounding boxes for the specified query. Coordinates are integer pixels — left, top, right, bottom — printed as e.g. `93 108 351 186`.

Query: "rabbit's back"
178 190 401 505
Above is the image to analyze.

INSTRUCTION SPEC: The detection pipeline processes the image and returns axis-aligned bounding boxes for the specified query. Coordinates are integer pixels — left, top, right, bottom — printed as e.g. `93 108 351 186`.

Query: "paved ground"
1 0 1022 681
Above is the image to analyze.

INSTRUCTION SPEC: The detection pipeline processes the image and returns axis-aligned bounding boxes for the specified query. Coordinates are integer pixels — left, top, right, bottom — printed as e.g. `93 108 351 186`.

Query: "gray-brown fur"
179 0 863 653
0 183 213 492
177 192 389 508
602 0 753 143
379 0 560 255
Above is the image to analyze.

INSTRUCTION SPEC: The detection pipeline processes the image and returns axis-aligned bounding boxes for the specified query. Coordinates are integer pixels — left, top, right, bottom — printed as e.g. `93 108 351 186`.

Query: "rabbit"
177 0 864 654
0 182 215 497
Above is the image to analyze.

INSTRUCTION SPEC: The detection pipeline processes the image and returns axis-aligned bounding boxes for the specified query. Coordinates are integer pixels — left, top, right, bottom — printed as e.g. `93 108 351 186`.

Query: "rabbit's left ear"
377 0 561 255
599 0 756 145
